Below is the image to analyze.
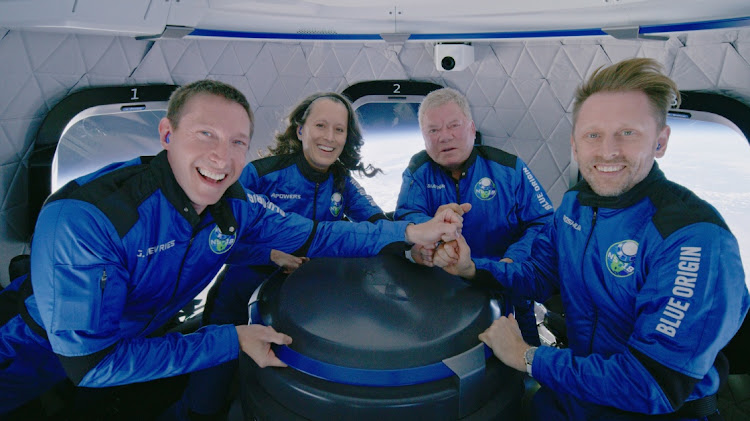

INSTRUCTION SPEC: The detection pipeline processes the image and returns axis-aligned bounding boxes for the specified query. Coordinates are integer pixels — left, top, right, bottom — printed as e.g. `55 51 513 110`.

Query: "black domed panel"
258 254 497 370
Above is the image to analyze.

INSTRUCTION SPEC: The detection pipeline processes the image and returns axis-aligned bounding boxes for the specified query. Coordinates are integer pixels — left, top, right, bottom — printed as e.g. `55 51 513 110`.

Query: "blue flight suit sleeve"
501 161 554 262
343 177 387 222
237 161 261 188
76 326 239 387
472 217 560 301
232 165 273 265
237 191 411 259
235 245 272 265
224 241 272 266
30 200 240 387
394 167 432 224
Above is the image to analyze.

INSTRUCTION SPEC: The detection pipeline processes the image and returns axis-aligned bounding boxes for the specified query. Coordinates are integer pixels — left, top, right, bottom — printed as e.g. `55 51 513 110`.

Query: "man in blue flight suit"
182 91 390 419
434 58 748 420
394 87 553 345
0 80 463 418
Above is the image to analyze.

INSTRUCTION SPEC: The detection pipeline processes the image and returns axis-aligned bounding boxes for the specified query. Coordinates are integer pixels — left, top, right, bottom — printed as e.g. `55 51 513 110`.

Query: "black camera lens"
441 56 456 71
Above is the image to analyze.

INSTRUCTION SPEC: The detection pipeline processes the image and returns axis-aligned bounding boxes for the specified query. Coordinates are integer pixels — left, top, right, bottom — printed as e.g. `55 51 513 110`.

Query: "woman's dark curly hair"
268 92 381 188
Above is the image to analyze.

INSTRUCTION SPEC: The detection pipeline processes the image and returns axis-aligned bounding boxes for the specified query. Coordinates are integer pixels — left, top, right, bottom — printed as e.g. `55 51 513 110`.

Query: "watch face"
525 347 537 365
524 347 536 376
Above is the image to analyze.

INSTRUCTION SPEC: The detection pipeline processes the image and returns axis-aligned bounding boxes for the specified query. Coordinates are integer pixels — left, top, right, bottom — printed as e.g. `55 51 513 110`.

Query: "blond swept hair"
572 58 680 129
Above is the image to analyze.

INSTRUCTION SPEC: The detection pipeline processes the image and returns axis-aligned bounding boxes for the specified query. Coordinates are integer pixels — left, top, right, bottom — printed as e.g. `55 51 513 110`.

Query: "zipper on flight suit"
139 223 203 336
584 207 599 354
454 171 466 203
312 182 320 220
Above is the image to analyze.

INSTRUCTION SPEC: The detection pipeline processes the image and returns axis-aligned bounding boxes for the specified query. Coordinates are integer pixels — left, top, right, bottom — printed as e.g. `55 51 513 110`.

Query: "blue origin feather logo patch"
606 240 639 277
474 177 497 201
330 192 343 217
208 225 236 254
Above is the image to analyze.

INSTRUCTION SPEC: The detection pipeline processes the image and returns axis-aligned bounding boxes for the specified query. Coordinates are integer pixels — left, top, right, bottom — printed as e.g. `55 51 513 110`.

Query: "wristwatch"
524 346 538 377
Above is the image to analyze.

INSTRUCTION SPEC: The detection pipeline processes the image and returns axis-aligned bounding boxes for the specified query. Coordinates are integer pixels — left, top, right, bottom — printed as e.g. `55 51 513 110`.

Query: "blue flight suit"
0 151 407 415
474 164 748 419
395 146 554 344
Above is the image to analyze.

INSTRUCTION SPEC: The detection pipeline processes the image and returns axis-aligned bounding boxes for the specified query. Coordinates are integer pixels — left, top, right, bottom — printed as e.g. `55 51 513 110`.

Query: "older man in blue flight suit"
395 87 554 345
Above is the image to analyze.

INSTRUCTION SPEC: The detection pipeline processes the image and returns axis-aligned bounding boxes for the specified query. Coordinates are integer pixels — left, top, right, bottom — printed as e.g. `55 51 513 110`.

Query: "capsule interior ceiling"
1 0 750 286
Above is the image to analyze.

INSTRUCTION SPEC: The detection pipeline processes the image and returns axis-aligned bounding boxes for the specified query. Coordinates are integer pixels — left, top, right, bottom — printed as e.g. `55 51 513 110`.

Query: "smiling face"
572 91 670 197
159 93 251 214
298 98 349 172
421 102 476 178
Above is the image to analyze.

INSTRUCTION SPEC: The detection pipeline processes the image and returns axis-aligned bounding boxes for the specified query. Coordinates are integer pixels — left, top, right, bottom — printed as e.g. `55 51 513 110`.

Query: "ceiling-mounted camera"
434 42 474 72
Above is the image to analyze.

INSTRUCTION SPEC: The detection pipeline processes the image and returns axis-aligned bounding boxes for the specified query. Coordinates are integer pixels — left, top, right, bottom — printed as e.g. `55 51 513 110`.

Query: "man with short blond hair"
435 58 748 419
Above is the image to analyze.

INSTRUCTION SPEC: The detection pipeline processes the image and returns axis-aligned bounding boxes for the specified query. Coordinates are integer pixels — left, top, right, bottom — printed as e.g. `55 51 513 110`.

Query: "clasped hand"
409 203 471 266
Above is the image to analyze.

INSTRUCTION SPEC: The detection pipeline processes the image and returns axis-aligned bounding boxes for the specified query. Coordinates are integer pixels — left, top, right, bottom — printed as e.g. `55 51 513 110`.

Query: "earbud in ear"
298 127 302 136
165 133 171 144
656 143 661 151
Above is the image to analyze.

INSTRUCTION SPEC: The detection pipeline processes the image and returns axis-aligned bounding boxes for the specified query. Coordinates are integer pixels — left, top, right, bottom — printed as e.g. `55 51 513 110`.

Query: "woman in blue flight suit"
179 92 387 419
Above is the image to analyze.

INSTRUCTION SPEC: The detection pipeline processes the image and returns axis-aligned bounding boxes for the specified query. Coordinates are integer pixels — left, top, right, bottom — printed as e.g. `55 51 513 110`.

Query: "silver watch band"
524 346 537 377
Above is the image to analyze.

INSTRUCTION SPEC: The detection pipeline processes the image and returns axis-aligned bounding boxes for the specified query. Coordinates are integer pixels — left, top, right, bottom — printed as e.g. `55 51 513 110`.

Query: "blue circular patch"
208 226 236 254
474 177 497 201
330 192 343 217
606 240 639 277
